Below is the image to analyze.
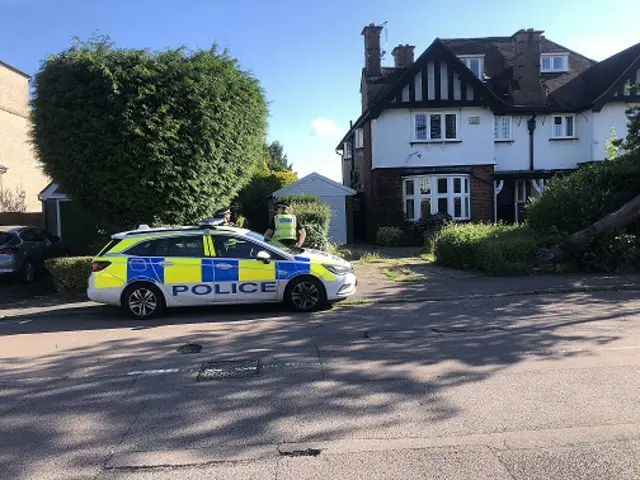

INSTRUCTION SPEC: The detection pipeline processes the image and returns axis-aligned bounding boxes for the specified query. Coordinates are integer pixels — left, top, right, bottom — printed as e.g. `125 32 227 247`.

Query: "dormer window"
541 54 568 73
458 55 484 78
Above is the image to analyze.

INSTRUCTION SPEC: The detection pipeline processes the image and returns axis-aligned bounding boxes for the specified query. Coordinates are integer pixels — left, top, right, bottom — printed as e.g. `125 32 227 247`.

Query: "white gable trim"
273 172 356 197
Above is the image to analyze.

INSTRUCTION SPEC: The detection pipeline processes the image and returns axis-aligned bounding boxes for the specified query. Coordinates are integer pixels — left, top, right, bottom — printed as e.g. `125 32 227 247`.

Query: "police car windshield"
245 232 298 254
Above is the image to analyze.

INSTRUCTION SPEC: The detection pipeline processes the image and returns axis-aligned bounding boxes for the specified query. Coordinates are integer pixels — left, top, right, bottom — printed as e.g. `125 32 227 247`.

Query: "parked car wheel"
20 259 35 284
285 276 327 312
121 282 166 319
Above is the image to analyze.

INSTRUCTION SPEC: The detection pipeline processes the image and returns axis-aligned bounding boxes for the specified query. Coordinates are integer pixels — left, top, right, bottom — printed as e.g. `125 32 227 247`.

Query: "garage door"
318 195 347 244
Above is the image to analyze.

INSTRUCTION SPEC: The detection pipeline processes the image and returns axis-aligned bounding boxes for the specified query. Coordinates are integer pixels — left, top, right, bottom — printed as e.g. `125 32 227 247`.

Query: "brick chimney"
391 44 415 69
510 28 546 105
362 23 384 77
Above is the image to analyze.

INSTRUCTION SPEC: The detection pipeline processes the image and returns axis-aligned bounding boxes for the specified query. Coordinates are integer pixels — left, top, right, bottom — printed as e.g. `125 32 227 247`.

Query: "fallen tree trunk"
537 193 640 264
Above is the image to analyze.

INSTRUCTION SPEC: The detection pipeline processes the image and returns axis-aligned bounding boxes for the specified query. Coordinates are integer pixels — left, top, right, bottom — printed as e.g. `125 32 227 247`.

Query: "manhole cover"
196 359 260 381
177 343 202 354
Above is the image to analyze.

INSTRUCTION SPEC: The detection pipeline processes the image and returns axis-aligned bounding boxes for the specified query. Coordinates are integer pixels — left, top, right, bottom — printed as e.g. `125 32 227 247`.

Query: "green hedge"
376 226 406 246
435 223 537 275
276 194 331 250
45 257 93 293
526 153 640 246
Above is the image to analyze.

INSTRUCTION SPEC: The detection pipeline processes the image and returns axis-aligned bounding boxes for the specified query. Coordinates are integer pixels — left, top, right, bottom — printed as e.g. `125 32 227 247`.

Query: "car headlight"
323 263 352 275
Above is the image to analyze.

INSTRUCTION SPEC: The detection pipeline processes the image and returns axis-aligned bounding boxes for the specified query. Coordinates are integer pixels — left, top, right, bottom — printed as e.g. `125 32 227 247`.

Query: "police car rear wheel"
286 276 326 312
122 283 165 319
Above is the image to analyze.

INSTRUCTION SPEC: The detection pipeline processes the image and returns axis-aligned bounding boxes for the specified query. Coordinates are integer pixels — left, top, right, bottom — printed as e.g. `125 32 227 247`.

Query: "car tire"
121 282 166 320
285 276 327 312
20 259 35 284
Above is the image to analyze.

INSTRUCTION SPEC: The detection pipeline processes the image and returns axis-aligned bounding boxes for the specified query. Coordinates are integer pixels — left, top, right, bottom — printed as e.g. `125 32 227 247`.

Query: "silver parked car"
0 226 69 283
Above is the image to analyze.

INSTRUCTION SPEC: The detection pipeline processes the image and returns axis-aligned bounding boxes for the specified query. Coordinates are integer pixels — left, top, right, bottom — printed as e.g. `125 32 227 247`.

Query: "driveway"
1 291 639 478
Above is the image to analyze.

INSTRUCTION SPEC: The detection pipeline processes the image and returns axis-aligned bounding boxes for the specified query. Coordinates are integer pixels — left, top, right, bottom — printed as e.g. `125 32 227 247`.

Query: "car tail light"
91 261 111 272
0 248 18 255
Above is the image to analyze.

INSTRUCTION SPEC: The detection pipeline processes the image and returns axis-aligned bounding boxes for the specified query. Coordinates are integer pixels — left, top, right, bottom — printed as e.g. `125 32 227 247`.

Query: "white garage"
273 172 356 244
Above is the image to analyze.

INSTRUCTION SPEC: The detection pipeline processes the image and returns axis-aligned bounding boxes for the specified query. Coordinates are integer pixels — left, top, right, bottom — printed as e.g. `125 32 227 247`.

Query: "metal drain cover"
197 359 260 381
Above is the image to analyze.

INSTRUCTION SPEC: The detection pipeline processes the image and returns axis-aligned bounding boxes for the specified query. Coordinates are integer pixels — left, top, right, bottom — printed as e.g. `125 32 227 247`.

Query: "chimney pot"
391 44 415 69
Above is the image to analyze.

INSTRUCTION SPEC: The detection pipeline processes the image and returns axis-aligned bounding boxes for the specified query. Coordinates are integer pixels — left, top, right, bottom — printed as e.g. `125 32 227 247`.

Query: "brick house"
337 24 640 242
0 60 48 212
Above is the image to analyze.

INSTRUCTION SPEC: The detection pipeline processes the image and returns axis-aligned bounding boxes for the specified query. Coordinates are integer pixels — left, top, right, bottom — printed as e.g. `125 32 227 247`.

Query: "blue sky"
1 0 639 182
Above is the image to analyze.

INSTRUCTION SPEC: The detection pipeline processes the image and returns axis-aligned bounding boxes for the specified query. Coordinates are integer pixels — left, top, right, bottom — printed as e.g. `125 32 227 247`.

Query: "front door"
211 234 279 302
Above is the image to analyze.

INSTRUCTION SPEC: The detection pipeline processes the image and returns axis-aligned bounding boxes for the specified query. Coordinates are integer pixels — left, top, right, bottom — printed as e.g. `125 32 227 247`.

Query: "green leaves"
31 36 267 230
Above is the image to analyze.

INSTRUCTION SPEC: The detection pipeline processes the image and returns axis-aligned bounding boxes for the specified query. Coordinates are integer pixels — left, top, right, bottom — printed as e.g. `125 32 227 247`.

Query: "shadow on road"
0 290 635 478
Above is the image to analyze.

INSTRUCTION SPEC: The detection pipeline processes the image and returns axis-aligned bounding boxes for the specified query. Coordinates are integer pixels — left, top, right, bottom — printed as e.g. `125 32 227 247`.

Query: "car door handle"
215 263 233 270
159 261 174 267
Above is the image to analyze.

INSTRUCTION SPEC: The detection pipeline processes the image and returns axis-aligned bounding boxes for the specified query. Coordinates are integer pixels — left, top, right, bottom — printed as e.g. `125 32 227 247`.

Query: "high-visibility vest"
272 214 297 241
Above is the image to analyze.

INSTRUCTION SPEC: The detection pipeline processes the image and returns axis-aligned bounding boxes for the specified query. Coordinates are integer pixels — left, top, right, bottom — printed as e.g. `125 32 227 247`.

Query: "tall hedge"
276 194 331 250
31 36 267 229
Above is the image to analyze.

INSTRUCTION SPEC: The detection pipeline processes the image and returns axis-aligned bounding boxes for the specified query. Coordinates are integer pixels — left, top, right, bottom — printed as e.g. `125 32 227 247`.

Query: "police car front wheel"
122 283 166 319
285 276 327 312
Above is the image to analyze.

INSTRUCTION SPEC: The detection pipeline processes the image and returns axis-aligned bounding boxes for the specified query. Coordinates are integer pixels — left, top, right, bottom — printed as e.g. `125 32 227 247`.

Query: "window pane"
420 198 431 218
405 199 415 219
454 197 462 218
167 236 204 257
453 177 462 193
501 117 510 139
565 116 574 137
127 239 166 257
542 57 551 70
404 179 414 196
437 198 448 214
430 114 442 139
213 237 259 259
469 58 481 77
415 115 427 140
465 197 470 218
464 177 469 193
445 114 457 139
553 117 563 137
419 178 431 195
553 56 563 70
493 117 499 139
437 178 448 194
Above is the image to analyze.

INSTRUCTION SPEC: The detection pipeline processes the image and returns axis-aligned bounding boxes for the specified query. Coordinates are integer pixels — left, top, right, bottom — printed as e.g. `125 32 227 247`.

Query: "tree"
613 105 640 155
31 36 267 228
266 141 293 172
604 127 620 160
0 186 27 213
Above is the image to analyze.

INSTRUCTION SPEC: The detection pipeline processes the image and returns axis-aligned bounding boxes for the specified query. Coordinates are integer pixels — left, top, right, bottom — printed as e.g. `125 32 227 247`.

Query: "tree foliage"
31 36 267 228
613 105 640 155
266 141 293 172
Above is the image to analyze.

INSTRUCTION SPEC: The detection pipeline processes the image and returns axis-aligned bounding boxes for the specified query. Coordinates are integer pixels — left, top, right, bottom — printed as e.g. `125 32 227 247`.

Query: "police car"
87 222 357 319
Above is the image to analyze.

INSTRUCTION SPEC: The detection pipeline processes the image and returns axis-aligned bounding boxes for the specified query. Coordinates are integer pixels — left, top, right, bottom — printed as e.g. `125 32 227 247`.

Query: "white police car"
87 223 357 318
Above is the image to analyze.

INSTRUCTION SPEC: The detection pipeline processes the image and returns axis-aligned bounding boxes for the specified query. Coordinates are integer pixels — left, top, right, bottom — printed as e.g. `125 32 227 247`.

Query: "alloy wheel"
291 281 320 311
128 288 158 318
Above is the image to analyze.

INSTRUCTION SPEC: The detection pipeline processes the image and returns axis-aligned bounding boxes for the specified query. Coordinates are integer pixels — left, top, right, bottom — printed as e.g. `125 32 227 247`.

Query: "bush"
435 223 537 275
563 232 640 273
376 226 406 246
45 257 93 293
526 153 640 246
278 194 331 250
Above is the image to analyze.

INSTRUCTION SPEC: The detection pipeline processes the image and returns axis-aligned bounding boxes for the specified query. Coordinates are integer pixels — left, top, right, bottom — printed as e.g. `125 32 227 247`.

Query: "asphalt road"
1 291 639 479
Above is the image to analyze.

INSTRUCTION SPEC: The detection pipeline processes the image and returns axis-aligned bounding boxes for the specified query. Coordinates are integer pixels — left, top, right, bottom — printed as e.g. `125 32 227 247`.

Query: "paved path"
1 291 639 478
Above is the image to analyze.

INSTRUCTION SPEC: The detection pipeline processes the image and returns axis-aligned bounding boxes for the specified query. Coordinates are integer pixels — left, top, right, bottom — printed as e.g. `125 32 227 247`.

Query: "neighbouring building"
337 24 640 242
0 60 48 212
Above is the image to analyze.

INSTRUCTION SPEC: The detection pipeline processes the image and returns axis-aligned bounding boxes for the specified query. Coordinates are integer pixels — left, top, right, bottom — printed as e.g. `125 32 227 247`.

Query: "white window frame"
551 114 576 139
354 128 364 149
412 112 459 142
402 175 470 221
541 54 568 73
343 141 352 159
494 116 512 141
458 55 484 79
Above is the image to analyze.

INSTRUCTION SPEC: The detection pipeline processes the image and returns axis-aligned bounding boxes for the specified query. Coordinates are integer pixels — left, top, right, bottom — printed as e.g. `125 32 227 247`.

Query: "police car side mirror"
257 251 271 264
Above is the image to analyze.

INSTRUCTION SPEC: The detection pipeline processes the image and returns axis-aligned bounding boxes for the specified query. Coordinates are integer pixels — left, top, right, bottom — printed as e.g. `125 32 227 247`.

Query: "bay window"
413 113 459 141
403 175 470 221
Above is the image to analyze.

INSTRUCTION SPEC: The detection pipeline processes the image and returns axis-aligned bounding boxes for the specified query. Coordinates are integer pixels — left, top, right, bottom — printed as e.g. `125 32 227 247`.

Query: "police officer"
264 202 307 249
216 208 234 226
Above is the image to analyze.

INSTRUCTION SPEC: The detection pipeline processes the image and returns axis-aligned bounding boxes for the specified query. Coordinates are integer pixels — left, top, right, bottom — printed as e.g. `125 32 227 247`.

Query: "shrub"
277 194 331 250
435 223 537 275
526 152 640 246
563 232 640 273
45 257 93 293
376 226 406 247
